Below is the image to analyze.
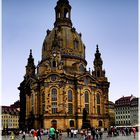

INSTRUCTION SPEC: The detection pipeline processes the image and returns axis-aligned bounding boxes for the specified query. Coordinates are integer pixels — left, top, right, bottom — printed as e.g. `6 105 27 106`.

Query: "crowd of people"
107 126 137 138
4 126 137 140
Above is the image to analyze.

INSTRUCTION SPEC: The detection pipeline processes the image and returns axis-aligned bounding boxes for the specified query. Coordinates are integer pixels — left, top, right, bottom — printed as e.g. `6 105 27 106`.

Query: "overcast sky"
2 0 138 106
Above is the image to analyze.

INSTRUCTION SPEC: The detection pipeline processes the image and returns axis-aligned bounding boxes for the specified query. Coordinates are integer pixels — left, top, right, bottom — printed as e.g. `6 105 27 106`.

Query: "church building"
19 0 110 130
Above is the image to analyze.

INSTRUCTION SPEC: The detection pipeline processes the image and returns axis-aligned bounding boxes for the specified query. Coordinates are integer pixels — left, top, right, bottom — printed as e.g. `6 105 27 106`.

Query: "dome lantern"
54 0 72 27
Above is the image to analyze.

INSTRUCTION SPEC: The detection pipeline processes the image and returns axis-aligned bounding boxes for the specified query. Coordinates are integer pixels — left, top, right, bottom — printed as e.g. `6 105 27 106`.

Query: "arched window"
68 90 72 102
99 120 102 127
53 61 56 68
85 91 89 103
68 90 73 114
64 8 69 18
51 88 57 101
97 93 100 104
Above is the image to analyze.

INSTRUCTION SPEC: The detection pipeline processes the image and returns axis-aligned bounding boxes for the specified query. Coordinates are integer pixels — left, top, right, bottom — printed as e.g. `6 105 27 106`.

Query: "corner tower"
93 45 106 79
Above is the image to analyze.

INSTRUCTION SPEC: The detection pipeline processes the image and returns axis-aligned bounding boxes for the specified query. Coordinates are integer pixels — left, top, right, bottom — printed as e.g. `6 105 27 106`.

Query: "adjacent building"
1 106 19 130
19 0 110 130
115 95 137 126
130 97 139 126
108 101 115 126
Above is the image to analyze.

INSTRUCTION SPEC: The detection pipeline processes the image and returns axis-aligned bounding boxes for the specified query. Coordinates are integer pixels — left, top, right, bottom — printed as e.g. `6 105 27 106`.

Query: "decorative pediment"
77 73 97 83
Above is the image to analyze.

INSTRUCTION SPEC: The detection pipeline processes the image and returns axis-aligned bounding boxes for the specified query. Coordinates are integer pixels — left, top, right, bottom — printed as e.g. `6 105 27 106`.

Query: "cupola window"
64 8 69 18
73 40 78 49
58 10 61 18
53 60 56 68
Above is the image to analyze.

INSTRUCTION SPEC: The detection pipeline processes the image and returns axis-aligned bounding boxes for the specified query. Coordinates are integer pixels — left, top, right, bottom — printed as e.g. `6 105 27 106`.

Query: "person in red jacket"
132 127 136 138
33 129 37 140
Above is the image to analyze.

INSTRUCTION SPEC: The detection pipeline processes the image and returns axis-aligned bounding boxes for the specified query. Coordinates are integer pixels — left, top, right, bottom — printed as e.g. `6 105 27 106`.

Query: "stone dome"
42 26 86 62
41 0 87 66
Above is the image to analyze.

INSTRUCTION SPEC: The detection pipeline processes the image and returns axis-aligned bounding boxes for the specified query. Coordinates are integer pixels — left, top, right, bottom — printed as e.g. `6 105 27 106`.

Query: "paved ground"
1 132 138 140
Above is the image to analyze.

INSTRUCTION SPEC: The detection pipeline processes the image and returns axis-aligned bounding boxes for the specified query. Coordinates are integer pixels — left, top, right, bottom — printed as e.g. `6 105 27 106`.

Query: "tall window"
68 90 73 114
68 103 73 114
85 91 89 103
52 89 57 101
97 105 100 114
64 8 69 18
51 88 57 114
97 93 100 104
85 91 89 113
68 90 72 102
53 61 56 68
31 94 34 113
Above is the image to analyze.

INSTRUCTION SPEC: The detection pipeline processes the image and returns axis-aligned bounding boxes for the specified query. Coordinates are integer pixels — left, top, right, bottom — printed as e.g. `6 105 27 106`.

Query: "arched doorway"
51 120 57 129
70 120 74 127
98 120 102 127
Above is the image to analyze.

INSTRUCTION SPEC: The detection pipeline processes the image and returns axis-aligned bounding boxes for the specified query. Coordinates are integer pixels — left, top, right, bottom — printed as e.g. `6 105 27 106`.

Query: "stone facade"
19 0 110 130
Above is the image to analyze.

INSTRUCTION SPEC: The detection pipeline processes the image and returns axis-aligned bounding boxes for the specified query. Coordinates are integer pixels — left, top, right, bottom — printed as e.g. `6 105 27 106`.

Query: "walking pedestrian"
22 131 26 140
33 129 37 140
10 131 15 140
132 127 136 138
71 128 74 138
91 127 96 140
49 126 55 140
66 128 71 137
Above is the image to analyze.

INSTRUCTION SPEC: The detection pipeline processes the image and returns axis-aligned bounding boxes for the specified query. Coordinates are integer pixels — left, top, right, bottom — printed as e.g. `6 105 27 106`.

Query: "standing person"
59 129 62 140
49 126 55 140
55 129 59 140
22 131 26 140
132 127 136 138
91 127 96 140
73 129 78 138
99 129 103 139
37 129 42 140
10 131 15 140
71 128 74 138
95 129 99 140
66 128 70 137
33 130 37 140
87 128 91 140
